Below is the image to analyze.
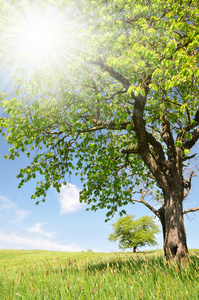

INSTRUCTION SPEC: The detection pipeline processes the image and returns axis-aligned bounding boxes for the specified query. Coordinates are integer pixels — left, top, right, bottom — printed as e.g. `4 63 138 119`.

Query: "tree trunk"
133 246 137 253
159 186 189 260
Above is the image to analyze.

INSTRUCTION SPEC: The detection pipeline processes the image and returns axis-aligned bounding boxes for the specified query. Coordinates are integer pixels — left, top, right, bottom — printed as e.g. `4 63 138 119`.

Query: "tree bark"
159 185 189 260
131 78 190 260
133 246 137 253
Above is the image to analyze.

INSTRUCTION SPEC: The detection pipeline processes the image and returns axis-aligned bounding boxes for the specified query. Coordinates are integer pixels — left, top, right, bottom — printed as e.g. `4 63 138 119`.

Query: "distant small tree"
108 215 160 253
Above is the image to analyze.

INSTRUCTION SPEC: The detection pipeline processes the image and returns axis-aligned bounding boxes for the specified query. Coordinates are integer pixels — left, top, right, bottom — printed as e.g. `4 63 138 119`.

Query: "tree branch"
122 148 139 154
195 109 199 123
183 153 197 162
161 112 177 165
146 131 171 169
132 80 169 190
177 109 199 138
183 171 195 199
89 57 131 90
183 207 199 215
103 90 127 100
183 128 199 150
131 189 160 218
76 120 135 133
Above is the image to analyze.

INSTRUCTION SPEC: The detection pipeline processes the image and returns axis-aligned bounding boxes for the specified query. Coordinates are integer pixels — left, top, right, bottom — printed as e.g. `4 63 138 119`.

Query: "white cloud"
58 183 83 214
0 194 17 211
28 222 57 238
0 194 31 222
0 230 82 251
15 209 31 222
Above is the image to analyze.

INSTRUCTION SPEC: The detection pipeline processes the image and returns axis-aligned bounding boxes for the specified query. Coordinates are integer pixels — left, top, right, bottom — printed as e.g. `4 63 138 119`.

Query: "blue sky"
0 68 199 253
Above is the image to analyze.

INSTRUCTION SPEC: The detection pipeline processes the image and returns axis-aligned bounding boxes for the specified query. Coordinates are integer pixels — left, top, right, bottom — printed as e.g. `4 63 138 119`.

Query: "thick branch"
183 128 199 150
89 57 131 90
146 131 171 169
133 82 169 190
183 171 194 199
161 112 177 165
195 109 199 123
122 149 139 154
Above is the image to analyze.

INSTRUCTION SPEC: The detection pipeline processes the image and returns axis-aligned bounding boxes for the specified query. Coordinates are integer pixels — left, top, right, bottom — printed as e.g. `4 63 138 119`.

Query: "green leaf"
175 141 183 148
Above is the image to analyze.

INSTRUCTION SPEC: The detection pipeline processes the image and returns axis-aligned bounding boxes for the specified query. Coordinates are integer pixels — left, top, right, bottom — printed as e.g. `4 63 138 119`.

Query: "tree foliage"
0 0 199 258
108 215 160 251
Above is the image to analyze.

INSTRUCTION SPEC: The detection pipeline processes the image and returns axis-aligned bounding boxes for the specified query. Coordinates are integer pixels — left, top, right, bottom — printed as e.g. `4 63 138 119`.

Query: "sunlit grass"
0 249 199 299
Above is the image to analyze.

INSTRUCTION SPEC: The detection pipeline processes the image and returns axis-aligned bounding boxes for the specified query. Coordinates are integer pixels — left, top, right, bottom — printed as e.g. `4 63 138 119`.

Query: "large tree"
0 0 199 259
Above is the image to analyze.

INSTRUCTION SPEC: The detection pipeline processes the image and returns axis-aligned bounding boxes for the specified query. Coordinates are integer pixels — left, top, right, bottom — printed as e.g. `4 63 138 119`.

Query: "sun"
2 3 75 72
14 7 68 67
16 15 59 60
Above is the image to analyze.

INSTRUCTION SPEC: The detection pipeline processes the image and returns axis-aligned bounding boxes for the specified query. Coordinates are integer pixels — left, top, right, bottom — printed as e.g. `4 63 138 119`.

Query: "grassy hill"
0 249 198 299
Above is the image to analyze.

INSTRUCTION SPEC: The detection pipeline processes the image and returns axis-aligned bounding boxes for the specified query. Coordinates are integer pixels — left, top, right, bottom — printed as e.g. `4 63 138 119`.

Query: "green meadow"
0 249 199 299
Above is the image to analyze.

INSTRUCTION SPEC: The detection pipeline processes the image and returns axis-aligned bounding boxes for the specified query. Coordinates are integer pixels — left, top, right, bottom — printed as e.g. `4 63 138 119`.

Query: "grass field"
0 249 199 299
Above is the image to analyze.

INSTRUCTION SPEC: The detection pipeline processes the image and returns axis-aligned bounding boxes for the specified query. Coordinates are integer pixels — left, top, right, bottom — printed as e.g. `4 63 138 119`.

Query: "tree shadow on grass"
82 252 199 283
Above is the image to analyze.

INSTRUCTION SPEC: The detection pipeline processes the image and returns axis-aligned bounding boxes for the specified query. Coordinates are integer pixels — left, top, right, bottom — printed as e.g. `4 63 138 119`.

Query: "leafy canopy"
108 215 160 250
0 0 198 219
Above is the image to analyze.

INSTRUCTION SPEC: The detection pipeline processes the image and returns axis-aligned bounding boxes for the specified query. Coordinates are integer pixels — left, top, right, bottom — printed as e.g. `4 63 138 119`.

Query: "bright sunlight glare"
14 7 69 67
1 3 76 72
16 16 59 60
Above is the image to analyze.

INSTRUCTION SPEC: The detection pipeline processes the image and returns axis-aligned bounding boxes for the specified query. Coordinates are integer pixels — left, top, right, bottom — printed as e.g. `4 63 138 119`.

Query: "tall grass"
0 249 198 299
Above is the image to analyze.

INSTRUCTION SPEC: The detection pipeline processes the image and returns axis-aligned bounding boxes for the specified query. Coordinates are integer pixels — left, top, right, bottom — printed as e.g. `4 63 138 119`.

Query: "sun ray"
14 6 69 66
0 2 79 76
